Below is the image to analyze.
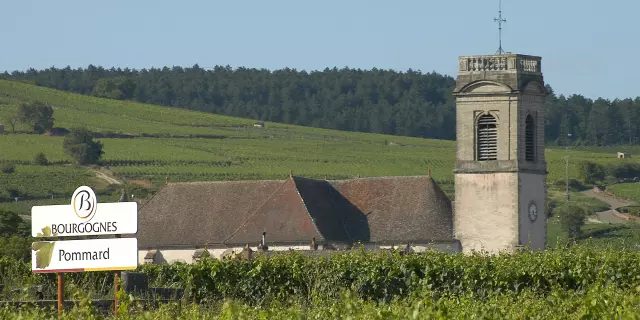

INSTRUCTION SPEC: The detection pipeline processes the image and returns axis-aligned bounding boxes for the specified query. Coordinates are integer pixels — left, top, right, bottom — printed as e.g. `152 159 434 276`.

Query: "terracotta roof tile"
329 176 453 242
138 175 453 248
137 180 287 248
225 179 322 244
293 176 369 241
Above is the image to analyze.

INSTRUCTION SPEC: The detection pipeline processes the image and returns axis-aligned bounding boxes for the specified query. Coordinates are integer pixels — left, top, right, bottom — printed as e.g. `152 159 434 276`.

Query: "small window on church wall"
525 114 535 162
477 114 498 161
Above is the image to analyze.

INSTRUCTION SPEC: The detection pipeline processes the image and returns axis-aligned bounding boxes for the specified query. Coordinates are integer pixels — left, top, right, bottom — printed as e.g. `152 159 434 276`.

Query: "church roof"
136 175 454 248
330 176 454 243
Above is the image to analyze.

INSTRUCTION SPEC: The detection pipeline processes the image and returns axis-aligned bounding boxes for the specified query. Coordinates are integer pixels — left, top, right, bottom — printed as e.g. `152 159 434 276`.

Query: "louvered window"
525 115 535 162
477 114 498 161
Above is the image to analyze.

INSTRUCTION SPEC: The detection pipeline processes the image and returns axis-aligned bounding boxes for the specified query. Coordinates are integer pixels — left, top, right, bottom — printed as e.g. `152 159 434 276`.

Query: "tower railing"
458 55 541 74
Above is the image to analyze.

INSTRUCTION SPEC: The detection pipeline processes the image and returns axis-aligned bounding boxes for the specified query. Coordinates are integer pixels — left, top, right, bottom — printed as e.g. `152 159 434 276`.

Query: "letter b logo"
72 186 97 220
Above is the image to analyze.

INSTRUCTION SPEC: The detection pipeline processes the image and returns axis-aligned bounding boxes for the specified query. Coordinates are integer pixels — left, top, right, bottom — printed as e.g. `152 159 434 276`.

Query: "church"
136 53 548 264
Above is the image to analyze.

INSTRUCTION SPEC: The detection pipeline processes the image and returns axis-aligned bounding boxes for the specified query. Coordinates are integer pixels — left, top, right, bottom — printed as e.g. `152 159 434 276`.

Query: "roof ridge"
222 179 290 244
138 179 171 211
327 175 433 182
168 179 287 185
162 175 433 186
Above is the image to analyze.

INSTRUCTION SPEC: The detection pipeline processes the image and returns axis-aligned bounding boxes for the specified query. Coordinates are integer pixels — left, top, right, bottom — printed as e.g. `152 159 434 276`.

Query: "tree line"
2 65 639 146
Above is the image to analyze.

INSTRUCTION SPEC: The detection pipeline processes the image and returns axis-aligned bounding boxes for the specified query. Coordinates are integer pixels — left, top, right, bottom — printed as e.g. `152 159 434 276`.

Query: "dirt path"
92 169 122 185
595 210 626 224
581 189 636 224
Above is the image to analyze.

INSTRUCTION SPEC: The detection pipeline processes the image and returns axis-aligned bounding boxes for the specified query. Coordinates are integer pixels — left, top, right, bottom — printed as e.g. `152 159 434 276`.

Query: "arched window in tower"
525 114 535 162
477 114 498 161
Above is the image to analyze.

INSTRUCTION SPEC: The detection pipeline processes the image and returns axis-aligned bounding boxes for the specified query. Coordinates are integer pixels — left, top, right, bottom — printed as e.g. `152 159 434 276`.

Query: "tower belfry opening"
525 114 535 161
477 114 498 161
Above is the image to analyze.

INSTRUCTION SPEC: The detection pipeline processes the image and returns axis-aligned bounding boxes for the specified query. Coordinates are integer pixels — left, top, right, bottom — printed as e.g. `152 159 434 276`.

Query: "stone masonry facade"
452 54 548 254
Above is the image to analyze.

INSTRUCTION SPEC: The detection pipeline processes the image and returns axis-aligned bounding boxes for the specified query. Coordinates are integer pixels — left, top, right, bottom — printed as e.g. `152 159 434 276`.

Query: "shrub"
578 161 605 184
557 203 587 239
546 198 559 218
0 235 31 262
62 127 103 165
618 206 640 217
551 178 586 191
0 209 29 237
33 152 48 165
0 162 15 174
605 163 640 180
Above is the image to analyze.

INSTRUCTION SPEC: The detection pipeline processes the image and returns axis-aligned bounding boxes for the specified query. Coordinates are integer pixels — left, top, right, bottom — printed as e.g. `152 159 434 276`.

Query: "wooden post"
114 232 122 317
114 270 121 317
57 273 64 319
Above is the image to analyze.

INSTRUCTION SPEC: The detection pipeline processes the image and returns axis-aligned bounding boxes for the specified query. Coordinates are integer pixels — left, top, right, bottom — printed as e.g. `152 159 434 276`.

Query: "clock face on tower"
528 202 538 222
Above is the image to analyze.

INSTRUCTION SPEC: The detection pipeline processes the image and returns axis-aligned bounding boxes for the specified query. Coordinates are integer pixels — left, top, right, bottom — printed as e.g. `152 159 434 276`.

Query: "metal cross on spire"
494 0 507 54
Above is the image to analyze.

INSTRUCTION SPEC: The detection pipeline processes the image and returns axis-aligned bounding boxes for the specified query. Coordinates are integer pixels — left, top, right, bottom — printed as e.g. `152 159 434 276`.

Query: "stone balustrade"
458 54 541 74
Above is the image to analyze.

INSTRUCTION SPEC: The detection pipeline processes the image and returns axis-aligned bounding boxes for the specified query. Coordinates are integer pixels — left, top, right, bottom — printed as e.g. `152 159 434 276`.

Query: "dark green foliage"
3 66 640 146
145 247 640 305
0 235 31 261
92 76 136 100
15 101 54 134
33 152 48 165
0 162 15 174
578 161 640 184
546 198 559 218
1 66 458 141
557 204 587 239
124 184 149 199
551 178 586 192
578 161 605 184
618 206 640 217
0 209 28 237
0 210 30 262
62 127 104 165
605 162 640 180
2 245 640 306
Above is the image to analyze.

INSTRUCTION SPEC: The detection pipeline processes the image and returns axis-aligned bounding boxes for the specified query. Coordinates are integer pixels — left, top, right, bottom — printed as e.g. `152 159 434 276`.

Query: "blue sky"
0 0 636 100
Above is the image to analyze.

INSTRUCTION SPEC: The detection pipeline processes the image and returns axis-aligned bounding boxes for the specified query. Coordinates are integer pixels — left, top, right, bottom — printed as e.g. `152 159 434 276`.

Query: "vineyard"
0 80 638 217
1 245 640 318
3 131 632 216
1 80 640 318
607 183 640 203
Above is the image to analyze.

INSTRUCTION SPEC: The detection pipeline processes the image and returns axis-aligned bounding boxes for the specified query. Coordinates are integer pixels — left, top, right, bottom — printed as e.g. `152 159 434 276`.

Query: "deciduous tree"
62 127 103 165
15 101 54 134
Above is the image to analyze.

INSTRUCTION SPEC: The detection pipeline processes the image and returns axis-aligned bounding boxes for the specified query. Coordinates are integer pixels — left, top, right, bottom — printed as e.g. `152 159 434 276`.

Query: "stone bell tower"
452 54 547 254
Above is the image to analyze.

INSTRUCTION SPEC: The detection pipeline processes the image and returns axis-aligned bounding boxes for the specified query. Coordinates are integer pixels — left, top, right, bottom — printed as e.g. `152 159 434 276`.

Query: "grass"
607 182 640 203
547 187 610 213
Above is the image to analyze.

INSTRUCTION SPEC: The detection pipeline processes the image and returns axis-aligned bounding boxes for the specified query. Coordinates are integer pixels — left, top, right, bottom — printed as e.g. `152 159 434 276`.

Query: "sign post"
114 269 121 316
114 232 122 317
31 186 138 317
57 273 63 319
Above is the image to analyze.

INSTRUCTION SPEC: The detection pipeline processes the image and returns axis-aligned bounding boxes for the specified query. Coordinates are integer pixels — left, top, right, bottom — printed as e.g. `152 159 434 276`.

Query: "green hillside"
0 79 639 223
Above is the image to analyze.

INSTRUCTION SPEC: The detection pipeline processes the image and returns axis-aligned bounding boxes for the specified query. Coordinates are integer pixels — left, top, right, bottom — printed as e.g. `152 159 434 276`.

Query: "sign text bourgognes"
31 186 138 273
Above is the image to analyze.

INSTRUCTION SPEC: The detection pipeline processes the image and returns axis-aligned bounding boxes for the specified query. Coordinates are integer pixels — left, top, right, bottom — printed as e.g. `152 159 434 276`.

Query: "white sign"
32 238 138 273
31 186 137 237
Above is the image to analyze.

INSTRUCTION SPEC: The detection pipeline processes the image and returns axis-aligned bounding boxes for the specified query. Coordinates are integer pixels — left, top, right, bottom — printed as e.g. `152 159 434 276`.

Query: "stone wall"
454 172 519 254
